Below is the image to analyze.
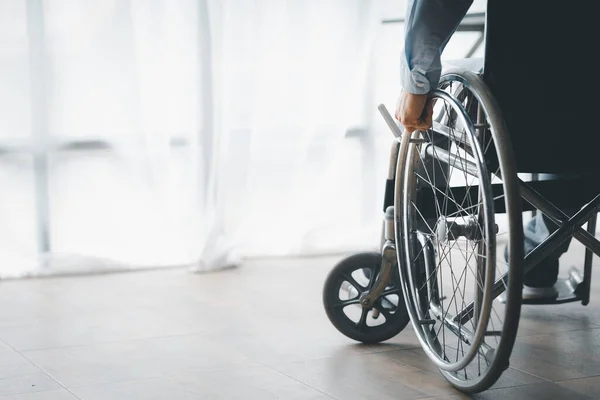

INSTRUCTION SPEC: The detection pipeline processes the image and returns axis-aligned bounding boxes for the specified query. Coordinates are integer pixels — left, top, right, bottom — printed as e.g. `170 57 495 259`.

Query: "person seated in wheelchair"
394 0 567 301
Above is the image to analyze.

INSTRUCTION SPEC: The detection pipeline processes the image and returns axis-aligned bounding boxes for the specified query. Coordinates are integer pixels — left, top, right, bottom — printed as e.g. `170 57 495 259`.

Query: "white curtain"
0 0 395 278
212 0 385 258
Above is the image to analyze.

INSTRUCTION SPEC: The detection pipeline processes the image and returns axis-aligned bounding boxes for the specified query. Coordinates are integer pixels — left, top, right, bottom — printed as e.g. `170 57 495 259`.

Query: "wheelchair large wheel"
394 68 524 393
322 252 410 344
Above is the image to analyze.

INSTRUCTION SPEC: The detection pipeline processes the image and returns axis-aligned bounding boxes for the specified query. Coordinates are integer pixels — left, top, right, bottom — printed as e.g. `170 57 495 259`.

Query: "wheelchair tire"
394 68 524 393
322 252 410 344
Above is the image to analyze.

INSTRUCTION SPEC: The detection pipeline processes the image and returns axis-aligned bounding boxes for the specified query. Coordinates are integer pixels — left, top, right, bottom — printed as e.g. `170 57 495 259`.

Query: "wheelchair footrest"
521 267 584 305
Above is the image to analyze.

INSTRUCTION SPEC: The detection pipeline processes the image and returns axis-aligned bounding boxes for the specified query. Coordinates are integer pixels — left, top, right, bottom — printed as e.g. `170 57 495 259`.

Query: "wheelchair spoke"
332 298 361 308
419 258 442 292
454 269 509 326
411 201 436 234
412 242 428 264
374 299 393 319
357 308 368 332
458 243 472 360
436 249 469 337
465 240 505 337
342 273 366 292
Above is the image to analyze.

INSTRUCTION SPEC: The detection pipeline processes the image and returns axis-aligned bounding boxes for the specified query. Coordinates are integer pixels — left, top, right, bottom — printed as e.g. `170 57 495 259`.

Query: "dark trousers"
521 174 576 288
521 211 570 287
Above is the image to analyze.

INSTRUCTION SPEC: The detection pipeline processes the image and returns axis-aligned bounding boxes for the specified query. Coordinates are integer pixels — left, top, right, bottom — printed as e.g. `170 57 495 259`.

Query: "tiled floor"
1 248 600 399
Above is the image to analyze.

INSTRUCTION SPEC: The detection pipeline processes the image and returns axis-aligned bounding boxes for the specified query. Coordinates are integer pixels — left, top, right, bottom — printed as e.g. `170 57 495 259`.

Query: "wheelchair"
322 1 597 394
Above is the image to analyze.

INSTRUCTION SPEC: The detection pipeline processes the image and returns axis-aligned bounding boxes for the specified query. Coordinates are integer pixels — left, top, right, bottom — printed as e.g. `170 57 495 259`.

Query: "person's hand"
394 90 433 133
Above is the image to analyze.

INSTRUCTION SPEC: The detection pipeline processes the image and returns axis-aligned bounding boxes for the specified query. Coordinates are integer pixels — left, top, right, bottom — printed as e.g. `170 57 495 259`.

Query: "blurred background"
0 0 486 279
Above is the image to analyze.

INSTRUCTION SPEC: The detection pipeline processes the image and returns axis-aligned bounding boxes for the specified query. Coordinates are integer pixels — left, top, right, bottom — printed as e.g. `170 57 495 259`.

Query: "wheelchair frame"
323 66 599 393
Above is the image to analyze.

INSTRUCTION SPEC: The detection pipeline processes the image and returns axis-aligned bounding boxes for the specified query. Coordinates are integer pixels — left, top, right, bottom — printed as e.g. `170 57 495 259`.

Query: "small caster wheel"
322 252 409 344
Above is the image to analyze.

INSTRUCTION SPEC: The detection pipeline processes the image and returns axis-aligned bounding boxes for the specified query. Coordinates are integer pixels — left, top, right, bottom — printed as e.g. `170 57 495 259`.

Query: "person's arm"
400 0 473 94
395 0 472 132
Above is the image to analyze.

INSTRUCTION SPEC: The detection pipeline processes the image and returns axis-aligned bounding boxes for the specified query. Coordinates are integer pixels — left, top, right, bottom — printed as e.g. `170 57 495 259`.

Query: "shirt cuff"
399 52 432 95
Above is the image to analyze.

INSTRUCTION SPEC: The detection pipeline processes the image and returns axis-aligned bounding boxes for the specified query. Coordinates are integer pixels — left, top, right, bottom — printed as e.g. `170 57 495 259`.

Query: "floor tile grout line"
516 323 600 338
553 373 600 384
504 365 553 383
61 364 267 391
480 380 599 399
263 365 339 400
0 335 83 399
49 363 338 398
11 329 255 354
515 325 600 340
243 345 426 367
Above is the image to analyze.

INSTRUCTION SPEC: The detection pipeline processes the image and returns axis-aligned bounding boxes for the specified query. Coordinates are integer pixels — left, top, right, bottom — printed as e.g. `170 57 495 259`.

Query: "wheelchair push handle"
377 104 404 139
